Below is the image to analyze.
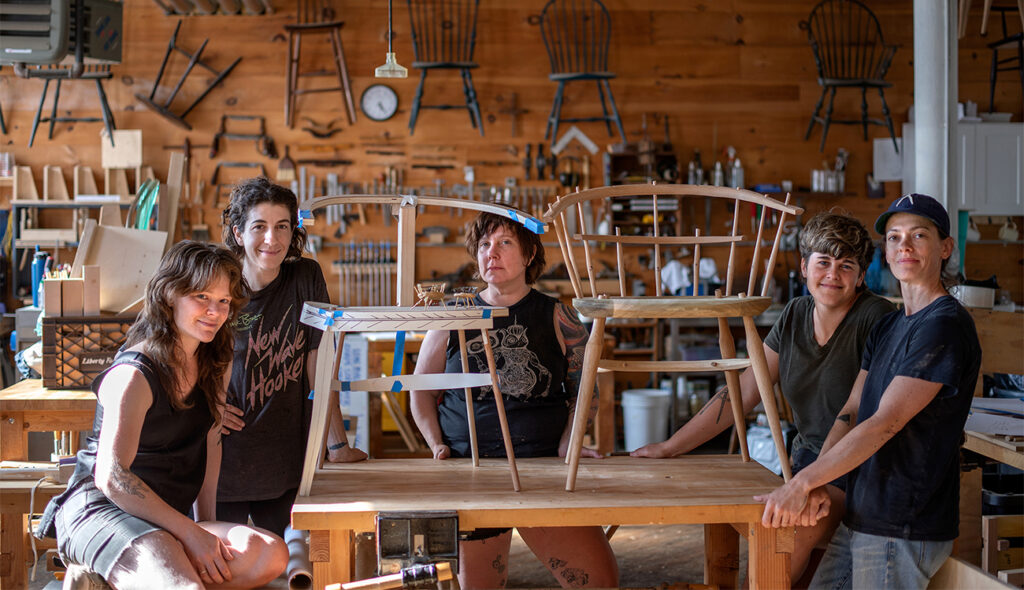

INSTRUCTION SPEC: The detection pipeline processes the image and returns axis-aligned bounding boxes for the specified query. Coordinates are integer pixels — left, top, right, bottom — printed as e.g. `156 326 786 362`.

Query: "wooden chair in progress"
802 0 899 152
285 0 357 128
295 194 549 497
543 184 803 491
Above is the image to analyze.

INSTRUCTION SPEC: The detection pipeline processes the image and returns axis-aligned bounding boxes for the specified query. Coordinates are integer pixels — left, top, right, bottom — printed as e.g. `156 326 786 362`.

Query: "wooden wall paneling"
0 0 1019 306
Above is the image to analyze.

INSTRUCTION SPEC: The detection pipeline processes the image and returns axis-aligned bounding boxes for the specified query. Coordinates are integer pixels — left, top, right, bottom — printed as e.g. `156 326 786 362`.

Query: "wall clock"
360 84 399 122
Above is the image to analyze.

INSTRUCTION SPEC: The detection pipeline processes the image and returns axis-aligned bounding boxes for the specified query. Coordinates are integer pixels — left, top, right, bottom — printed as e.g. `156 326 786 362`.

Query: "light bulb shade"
374 52 408 78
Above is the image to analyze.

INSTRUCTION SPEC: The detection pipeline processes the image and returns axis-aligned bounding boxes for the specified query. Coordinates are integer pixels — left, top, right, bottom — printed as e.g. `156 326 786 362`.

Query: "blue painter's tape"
324 316 334 327
522 217 545 235
308 389 315 400
390 380 403 392
299 209 313 219
341 382 351 391
481 308 491 318
391 331 406 376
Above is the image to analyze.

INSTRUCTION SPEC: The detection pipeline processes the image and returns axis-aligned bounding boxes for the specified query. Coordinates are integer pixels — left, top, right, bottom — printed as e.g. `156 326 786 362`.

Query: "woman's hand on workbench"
220 403 245 435
431 443 451 460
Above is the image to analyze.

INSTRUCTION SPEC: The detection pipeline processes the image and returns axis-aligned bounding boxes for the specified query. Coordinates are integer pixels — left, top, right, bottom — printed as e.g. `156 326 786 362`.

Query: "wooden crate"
42 314 136 389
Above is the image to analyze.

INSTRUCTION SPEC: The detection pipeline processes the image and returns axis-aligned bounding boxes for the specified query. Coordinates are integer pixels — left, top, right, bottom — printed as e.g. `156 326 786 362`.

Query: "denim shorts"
53 482 160 580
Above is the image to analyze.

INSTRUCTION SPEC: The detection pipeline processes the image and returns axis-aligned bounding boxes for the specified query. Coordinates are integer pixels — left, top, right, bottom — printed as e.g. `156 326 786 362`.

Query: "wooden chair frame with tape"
542 184 802 491
295 194 548 496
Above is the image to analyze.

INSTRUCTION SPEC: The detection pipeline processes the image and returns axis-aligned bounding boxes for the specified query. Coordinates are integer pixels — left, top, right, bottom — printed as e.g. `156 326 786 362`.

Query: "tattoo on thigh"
491 554 506 574
111 462 146 499
560 567 590 587
548 557 567 569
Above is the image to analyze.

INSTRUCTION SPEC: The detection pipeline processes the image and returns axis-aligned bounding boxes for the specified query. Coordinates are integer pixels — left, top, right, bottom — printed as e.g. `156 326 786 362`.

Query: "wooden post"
748 523 792 590
716 290 749 462
704 523 740 589
299 331 342 496
310 528 354 588
396 204 416 306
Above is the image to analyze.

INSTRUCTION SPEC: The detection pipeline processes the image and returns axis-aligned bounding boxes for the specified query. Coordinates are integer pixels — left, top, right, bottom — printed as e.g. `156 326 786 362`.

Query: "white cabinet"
902 122 1024 215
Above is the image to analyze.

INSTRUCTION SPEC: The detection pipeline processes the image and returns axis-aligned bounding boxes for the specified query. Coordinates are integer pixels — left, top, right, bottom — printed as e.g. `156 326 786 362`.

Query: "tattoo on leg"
837 413 851 424
491 554 506 575
548 557 567 569
111 462 146 499
560 567 590 587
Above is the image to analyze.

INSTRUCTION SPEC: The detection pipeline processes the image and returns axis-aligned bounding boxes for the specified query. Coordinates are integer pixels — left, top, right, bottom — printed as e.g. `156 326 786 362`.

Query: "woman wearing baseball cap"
756 193 981 589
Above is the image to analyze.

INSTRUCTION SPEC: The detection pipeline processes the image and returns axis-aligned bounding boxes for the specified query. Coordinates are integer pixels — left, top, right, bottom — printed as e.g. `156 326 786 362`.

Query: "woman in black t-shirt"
36 241 288 589
411 213 619 589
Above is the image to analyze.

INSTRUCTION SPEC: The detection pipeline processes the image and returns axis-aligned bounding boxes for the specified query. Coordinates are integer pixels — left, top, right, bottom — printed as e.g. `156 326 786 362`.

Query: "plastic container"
621 389 671 452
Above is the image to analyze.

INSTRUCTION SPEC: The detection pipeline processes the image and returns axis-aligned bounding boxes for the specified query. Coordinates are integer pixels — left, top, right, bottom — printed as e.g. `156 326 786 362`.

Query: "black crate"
42 314 136 389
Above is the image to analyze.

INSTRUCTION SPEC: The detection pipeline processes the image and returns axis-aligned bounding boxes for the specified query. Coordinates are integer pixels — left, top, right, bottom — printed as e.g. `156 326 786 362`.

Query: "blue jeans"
810 523 952 590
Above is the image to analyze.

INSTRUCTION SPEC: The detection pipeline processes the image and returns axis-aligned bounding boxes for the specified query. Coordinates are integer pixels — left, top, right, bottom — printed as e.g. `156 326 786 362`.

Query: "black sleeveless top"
437 289 570 458
67 350 214 515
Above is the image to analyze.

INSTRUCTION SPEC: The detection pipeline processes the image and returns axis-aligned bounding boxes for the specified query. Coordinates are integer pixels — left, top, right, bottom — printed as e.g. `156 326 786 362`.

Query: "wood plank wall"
0 0 1020 304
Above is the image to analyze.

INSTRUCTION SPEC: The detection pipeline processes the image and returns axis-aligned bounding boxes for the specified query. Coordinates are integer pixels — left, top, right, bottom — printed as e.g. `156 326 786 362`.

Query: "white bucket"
621 389 672 452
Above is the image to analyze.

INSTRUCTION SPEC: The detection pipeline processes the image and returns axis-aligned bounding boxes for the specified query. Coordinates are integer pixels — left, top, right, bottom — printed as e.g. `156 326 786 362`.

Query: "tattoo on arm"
837 413 852 425
557 303 598 423
695 387 730 423
110 462 146 499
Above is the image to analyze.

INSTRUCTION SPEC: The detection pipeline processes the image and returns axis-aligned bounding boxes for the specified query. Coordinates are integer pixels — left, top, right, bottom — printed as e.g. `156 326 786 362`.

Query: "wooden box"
42 314 136 389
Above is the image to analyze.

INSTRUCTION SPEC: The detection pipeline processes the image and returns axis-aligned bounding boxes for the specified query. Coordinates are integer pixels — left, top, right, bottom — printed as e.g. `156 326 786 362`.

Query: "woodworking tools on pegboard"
209 115 277 158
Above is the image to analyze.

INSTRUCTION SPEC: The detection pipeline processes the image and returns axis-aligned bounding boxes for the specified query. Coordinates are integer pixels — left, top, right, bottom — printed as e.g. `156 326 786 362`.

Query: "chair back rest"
542 184 802 301
296 0 337 23
406 0 480 63
804 0 892 80
539 0 612 75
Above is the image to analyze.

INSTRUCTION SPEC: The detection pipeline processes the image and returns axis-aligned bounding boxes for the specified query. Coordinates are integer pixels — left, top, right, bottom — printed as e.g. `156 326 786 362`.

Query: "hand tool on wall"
535 144 546 180
210 162 267 205
523 143 532 180
301 117 344 139
278 146 296 182
134 21 242 130
209 114 277 158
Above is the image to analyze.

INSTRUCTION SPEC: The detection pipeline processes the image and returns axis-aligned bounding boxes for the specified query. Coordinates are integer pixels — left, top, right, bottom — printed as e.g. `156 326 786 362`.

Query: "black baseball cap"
874 193 950 238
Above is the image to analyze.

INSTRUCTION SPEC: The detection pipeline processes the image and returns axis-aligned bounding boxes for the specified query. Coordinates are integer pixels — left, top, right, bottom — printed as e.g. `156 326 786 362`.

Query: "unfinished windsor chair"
543 184 803 491
295 194 547 495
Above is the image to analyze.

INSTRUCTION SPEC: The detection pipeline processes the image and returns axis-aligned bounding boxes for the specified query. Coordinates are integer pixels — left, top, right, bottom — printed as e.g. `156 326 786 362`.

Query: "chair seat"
550 71 616 81
573 295 772 319
817 77 892 88
412 61 479 69
285 20 345 31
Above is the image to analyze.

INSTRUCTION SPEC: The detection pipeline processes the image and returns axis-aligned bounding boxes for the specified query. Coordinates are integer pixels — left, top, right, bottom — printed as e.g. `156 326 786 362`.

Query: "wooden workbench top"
0 379 96 411
292 455 783 531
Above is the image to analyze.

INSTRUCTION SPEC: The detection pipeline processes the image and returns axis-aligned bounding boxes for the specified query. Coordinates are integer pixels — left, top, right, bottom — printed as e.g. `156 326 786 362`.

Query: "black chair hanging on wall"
802 0 899 152
406 0 484 136
985 5 1023 113
539 0 626 144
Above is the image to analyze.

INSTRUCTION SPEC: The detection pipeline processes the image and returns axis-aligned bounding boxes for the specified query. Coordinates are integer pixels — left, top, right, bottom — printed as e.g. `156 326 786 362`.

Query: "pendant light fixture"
374 0 407 78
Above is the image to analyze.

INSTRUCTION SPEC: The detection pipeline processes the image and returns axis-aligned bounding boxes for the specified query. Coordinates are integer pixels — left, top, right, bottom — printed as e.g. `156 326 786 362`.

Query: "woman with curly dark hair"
218 177 365 540
36 240 288 589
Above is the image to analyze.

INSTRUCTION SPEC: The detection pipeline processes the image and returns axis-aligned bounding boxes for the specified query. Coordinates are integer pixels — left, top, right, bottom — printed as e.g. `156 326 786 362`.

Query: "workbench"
292 455 793 589
0 379 95 589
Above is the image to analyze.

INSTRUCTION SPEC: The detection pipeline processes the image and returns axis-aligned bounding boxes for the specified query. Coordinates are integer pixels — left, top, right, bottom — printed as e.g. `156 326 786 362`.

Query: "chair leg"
601 79 627 144
462 68 485 136
877 88 898 154
595 79 614 138
408 69 428 136
859 86 869 140
48 78 62 140
565 317 605 492
29 78 51 148
95 78 117 145
717 316 749 462
819 86 837 152
457 329 480 466
546 81 566 141
990 45 1000 113
298 331 343 497
742 316 792 481
480 327 521 492
0 98 6 135
804 86 828 140
329 28 357 124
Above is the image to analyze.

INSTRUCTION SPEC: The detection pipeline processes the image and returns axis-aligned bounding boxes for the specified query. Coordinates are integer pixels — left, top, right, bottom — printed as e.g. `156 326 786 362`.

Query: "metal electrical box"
0 0 122 65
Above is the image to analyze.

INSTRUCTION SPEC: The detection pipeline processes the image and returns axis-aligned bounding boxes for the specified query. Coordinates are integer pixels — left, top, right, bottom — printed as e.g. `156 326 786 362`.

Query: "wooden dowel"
746 204 767 296
726 198 741 296
761 194 791 297
577 204 598 298
652 193 662 295
615 227 626 297
742 309 792 482
458 329 480 466
692 228 701 297
480 328 521 492
557 208 584 299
